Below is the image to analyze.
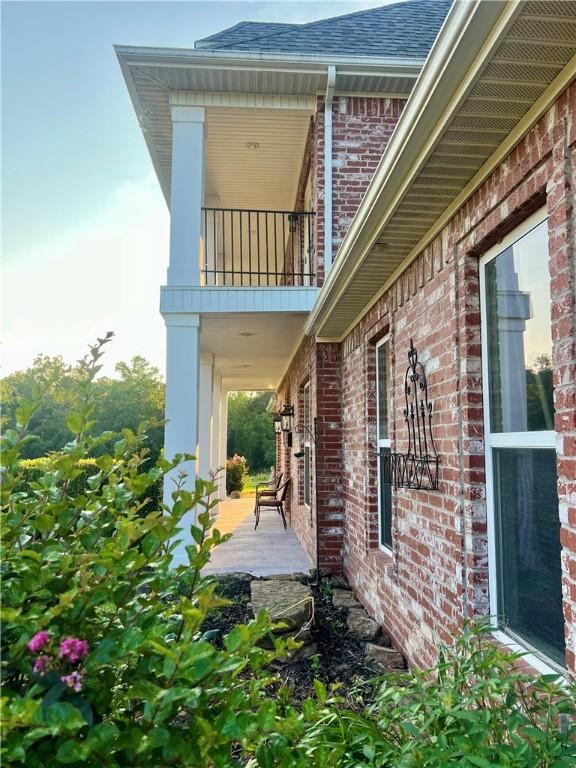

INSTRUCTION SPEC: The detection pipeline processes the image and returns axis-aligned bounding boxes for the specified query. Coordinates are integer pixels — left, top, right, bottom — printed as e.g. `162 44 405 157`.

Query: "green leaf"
66 412 84 434
46 702 86 730
56 739 90 763
466 757 497 768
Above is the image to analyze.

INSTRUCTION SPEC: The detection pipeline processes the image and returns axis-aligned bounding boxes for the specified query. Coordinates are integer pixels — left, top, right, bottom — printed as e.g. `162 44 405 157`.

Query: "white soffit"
200 312 309 390
308 0 576 339
205 107 312 211
115 46 422 204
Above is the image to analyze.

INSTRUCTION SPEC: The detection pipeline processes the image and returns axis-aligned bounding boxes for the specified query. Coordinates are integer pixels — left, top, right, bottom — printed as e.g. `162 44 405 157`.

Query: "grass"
241 471 270 497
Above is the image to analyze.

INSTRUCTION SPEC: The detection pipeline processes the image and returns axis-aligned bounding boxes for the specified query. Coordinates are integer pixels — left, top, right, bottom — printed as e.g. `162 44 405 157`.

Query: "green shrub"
17 456 163 512
226 454 248 495
0 335 296 767
261 625 576 768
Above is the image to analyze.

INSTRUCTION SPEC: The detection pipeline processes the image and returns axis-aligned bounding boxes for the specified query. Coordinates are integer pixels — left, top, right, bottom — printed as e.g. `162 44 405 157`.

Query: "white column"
219 391 229 500
163 314 200 566
197 354 214 482
211 374 222 475
167 105 205 286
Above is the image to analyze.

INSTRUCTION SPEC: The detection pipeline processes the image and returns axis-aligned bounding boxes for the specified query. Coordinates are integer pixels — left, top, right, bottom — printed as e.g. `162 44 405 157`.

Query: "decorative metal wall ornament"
381 339 439 490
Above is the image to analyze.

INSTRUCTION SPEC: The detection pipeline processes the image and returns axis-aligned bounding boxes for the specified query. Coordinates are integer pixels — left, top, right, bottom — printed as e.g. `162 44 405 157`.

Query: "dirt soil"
202 573 382 702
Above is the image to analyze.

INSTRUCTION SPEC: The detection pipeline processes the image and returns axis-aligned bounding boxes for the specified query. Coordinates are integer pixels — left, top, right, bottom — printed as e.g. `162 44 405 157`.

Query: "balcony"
201 207 315 288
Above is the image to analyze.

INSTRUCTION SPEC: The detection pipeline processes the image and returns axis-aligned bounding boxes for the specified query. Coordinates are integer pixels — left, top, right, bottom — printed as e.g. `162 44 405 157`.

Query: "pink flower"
61 671 83 692
27 631 51 653
33 655 52 676
59 637 89 664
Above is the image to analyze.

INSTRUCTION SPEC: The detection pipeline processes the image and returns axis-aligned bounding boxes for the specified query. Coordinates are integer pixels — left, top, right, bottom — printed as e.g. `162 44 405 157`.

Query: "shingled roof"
195 22 299 49
195 0 452 59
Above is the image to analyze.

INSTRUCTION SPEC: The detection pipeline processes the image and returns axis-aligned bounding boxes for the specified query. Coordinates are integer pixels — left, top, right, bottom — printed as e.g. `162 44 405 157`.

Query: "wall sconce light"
280 404 294 433
273 413 282 434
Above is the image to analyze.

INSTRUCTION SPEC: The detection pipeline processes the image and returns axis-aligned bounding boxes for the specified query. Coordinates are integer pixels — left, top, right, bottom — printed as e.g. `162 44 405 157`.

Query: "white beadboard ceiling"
205 107 312 211
200 312 308 390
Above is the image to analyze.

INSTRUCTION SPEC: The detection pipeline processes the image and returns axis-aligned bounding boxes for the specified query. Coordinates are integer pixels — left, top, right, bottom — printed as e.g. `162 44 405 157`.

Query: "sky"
2 0 381 378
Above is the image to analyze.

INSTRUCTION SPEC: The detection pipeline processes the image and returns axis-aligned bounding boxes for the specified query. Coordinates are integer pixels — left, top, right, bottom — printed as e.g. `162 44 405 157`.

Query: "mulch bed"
202 573 382 702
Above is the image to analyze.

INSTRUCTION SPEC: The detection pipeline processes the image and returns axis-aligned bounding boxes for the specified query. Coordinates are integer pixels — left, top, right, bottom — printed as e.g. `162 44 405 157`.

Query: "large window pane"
485 220 554 432
303 384 311 506
379 447 392 549
494 448 564 666
377 339 389 440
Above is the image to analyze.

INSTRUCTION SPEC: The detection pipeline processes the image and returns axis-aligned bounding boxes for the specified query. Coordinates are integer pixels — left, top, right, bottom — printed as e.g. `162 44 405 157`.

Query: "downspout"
324 65 336 276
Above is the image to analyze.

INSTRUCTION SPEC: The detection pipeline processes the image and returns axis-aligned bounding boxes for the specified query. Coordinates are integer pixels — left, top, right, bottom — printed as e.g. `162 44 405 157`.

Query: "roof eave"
305 0 520 339
114 44 426 74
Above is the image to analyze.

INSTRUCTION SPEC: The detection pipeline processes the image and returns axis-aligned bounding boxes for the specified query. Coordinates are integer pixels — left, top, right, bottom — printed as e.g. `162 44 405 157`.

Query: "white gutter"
324 65 336 276
114 44 425 73
305 0 518 337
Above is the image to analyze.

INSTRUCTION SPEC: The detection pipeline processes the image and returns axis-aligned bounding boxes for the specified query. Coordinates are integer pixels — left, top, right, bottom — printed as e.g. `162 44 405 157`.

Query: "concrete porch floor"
203 498 313 577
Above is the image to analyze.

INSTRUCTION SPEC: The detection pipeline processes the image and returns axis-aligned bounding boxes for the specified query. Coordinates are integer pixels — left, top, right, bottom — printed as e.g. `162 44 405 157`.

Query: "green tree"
93 356 165 462
227 392 275 472
1 354 165 462
1 355 79 458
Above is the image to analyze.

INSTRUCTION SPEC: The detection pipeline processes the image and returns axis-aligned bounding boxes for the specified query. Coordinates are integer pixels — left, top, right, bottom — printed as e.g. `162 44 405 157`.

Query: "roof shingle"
197 0 452 59
195 21 299 49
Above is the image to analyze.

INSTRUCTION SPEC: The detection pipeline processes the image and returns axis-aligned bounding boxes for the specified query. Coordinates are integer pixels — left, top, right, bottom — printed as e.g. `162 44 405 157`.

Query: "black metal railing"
201 208 316 287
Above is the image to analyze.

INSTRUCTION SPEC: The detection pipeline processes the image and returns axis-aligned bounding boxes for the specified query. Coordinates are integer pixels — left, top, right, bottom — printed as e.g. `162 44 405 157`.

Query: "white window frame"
303 381 311 509
376 335 392 552
479 207 563 675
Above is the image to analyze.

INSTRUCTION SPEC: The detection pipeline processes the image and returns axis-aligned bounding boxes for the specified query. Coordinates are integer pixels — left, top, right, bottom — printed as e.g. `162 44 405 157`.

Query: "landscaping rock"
346 608 380 641
364 643 405 670
265 572 309 582
250 579 313 631
330 574 351 590
332 588 362 609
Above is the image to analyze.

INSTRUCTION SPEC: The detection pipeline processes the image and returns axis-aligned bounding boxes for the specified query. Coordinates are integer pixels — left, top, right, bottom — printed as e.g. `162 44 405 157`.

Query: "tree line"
1 355 275 472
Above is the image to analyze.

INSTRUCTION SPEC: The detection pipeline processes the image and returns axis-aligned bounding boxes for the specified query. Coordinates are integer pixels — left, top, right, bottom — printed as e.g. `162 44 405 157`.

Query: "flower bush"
226 454 248 495
1 335 295 767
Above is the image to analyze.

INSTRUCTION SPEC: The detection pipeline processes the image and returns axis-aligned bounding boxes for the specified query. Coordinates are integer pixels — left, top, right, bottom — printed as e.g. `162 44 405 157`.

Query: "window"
376 336 392 549
480 210 564 667
303 382 311 507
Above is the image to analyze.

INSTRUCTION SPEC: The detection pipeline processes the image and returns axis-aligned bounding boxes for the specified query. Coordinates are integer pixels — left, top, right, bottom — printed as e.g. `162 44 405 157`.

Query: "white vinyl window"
376 335 392 550
303 382 311 507
480 209 564 670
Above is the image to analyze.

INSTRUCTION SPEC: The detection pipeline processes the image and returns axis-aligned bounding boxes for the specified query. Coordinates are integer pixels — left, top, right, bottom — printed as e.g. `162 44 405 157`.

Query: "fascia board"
114 44 425 74
304 0 519 338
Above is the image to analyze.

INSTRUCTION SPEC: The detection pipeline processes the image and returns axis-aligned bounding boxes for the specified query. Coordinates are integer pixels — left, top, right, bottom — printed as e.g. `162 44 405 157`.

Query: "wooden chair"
254 478 291 530
255 471 283 498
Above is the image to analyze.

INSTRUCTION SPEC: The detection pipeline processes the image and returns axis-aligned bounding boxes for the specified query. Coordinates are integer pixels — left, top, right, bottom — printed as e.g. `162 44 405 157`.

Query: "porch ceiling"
200 312 307 391
204 107 312 211
115 45 422 204
307 0 576 339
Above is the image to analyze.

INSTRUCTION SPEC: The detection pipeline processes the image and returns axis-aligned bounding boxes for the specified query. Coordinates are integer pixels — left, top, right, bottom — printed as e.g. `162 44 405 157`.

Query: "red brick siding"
279 82 576 675
276 339 344 573
311 96 405 286
276 337 317 564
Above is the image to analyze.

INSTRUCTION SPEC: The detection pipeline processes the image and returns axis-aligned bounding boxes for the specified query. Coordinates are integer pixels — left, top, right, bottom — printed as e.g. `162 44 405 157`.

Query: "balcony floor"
203 498 313 577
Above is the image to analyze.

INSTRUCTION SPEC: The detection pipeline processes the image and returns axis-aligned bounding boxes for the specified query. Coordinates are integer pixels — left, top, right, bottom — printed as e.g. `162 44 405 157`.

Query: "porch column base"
163 314 200 567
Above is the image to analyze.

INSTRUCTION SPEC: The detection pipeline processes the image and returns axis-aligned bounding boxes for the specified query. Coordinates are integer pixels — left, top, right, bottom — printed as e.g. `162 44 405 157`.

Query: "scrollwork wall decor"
380 339 439 490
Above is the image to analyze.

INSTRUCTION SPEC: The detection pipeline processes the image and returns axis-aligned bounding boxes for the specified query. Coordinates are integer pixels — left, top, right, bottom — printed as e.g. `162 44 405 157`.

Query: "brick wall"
279 82 576 674
310 96 405 286
276 339 344 574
